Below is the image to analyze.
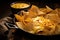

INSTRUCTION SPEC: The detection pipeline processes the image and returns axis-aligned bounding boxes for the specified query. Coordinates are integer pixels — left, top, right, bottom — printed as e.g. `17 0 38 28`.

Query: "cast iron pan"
4 0 60 40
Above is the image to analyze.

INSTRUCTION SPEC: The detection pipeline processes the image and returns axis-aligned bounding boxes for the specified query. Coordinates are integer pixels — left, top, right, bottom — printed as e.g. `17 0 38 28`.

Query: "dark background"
0 0 60 40
0 0 60 19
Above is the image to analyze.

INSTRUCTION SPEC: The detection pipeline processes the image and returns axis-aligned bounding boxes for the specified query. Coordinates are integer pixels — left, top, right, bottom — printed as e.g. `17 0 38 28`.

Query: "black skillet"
5 1 60 40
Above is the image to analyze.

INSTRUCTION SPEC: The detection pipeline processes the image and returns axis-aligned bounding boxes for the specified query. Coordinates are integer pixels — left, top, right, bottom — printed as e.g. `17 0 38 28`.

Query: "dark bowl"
10 1 32 14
